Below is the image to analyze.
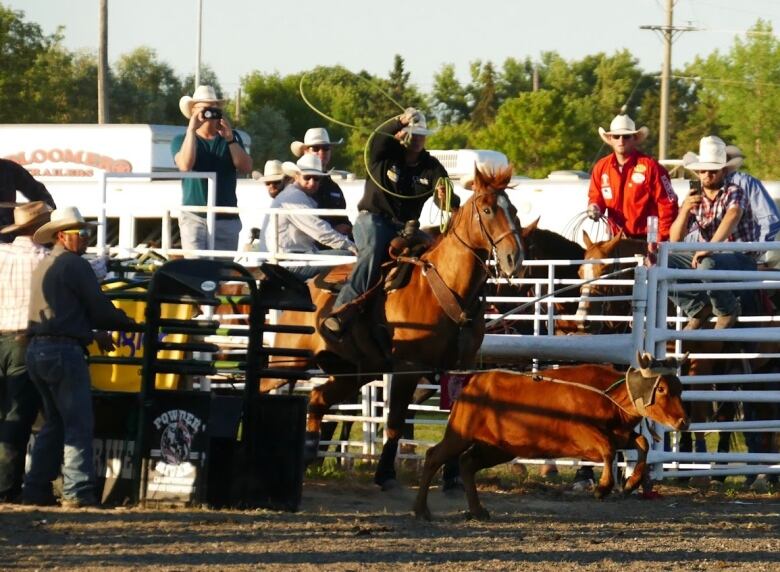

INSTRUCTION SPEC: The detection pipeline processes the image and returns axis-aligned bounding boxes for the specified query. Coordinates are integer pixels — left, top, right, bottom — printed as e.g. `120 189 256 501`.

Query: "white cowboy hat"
253 159 285 183
684 136 744 171
178 85 225 119
290 128 344 157
598 114 649 145
33 206 97 245
281 154 327 178
461 158 510 190
0 201 52 235
401 112 436 136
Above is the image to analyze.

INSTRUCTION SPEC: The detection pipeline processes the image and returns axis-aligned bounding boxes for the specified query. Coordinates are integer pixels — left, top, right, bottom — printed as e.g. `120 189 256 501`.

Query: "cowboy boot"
320 301 361 341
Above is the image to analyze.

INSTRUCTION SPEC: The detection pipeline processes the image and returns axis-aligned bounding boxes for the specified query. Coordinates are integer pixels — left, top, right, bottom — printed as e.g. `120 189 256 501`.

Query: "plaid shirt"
690 182 758 244
0 236 49 332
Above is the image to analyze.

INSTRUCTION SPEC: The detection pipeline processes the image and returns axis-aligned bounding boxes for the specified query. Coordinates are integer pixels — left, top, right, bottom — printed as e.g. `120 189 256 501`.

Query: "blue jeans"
0 334 40 498
288 249 355 281
23 340 96 503
179 210 242 255
668 252 757 317
333 212 400 308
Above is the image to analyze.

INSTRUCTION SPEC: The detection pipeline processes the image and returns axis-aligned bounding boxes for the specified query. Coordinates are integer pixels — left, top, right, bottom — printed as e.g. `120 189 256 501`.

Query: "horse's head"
456 164 525 278
576 231 625 333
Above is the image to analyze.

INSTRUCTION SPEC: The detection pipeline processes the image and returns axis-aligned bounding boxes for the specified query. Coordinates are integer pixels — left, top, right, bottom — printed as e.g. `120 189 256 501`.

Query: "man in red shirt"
587 114 679 241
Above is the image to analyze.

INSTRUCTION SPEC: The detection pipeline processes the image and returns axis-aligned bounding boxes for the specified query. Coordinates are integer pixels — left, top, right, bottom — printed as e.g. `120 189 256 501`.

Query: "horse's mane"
472 164 513 193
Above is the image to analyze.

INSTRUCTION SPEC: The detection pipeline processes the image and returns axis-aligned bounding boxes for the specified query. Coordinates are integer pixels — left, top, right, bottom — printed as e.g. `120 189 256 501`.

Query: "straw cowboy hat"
290 128 344 157
282 154 327 178
598 114 650 145
33 206 96 245
252 160 285 183
178 85 225 119
0 201 52 235
684 136 744 171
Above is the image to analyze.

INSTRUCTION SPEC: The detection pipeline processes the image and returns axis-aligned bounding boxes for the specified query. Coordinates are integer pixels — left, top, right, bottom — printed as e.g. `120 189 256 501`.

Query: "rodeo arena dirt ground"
1 467 779 571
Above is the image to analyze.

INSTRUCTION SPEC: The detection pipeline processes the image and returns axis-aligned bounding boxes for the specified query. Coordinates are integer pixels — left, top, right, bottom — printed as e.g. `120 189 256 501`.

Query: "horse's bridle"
451 188 523 276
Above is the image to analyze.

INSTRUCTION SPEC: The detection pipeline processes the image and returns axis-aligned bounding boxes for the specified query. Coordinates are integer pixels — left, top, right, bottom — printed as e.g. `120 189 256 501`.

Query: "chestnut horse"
267 165 525 488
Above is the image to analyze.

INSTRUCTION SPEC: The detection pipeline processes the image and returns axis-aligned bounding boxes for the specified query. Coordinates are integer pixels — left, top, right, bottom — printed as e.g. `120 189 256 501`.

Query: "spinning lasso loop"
298 72 455 229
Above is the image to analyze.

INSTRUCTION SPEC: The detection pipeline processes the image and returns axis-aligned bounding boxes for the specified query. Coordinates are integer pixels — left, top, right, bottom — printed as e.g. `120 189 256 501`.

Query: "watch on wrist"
227 137 236 145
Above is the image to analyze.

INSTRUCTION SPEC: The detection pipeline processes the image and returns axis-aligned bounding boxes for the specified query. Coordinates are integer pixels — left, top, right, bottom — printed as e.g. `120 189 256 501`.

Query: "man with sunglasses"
262 155 355 281
23 207 136 508
291 128 352 238
587 113 678 240
172 85 253 255
669 136 759 330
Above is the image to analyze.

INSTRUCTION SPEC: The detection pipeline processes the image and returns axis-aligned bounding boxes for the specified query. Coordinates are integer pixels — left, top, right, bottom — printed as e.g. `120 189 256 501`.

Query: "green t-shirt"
170 132 244 216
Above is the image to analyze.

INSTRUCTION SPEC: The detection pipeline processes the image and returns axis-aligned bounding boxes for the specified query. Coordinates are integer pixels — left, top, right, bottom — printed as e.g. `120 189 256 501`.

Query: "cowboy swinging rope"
298 72 455 231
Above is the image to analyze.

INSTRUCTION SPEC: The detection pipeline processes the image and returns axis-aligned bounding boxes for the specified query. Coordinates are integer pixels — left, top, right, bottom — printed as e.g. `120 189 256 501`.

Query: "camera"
689 179 702 195
202 107 222 120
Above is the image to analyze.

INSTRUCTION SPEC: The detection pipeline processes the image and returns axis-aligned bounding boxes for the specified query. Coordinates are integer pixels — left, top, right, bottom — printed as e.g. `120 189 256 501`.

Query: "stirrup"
320 315 344 342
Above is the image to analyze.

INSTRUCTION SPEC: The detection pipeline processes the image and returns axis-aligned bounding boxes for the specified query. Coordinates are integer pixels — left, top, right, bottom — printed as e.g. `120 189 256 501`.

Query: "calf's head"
627 352 689 430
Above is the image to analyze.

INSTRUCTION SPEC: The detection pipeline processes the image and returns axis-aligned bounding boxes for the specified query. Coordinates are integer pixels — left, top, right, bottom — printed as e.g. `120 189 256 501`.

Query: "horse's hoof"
593 486 611 500
303 431 321 465
413 507 433 521
465 508 491 521
378 478 400 492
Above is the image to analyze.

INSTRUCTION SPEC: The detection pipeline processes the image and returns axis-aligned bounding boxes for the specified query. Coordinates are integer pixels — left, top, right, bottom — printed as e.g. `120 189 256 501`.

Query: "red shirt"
588 151 679 241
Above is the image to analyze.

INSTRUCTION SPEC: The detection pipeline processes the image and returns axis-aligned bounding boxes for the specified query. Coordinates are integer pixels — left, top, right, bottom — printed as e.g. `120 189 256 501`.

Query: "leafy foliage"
5 4 780 180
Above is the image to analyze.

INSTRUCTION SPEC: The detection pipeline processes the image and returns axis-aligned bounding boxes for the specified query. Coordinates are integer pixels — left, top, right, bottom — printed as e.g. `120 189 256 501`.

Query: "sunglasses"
308 145 331 152
696 169 721 175
610 134 634 140
62 228 91 237
301 175 320 182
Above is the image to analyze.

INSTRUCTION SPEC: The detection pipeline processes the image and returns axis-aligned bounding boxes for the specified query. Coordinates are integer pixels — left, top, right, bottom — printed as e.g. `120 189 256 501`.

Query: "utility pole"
98 0 109 123
640 1 698 160
195 0 203 89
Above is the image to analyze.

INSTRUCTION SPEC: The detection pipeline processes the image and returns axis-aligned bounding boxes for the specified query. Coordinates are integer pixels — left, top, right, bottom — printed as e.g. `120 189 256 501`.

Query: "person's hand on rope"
400 107 422 126
587 203 602 221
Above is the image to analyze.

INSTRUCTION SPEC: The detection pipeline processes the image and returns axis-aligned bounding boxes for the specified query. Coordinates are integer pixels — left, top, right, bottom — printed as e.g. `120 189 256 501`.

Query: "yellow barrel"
88 284 192 392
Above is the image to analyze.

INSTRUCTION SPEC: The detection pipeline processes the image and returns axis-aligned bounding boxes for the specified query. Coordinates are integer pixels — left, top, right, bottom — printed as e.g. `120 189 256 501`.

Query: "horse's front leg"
305 374 364 464
375 373 419 490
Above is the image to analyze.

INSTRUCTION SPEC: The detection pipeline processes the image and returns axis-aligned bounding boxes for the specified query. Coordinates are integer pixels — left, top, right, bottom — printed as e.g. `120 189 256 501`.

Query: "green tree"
469 61 499 128
110 47 183 123
430 64 469 125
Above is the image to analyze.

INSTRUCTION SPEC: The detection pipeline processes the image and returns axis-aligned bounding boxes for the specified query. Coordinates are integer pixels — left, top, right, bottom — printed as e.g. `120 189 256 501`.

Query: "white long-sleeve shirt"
261 184 354 254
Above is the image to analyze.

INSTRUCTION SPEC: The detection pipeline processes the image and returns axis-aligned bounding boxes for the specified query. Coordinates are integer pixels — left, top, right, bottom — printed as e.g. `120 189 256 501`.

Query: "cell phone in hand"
689 180 702 195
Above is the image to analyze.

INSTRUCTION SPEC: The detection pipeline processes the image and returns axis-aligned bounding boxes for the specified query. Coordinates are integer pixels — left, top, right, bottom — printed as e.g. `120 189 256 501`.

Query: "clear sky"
7 0 780 96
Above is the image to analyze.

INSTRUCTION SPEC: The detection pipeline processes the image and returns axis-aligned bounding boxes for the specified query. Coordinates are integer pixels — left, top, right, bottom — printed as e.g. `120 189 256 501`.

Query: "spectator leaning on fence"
0 202 52 503
291 127 352 237
669 136 760 331
683 144 780 266
261 154 355 281
172 85 252 254
22 207 136 508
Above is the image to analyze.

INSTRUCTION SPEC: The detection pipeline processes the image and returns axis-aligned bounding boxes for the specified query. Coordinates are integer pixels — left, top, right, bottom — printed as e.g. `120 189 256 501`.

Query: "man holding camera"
669 136 759 330
172 85 253 254
587 113 678 241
